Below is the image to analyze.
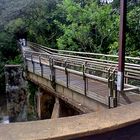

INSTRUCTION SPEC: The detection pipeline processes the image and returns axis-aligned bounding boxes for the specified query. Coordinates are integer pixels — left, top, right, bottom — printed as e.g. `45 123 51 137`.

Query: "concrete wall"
5 65 27 122
1 102 140 140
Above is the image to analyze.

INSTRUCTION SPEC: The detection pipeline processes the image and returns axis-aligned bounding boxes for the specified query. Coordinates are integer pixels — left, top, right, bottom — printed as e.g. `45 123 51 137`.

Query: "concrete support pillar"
36 90 43 119
51 97 60 119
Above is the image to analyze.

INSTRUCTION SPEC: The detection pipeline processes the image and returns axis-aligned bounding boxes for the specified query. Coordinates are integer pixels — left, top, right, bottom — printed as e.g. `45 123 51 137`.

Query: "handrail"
24 47 140 85
24 50 140 72
28 42 140 74
24 49 140 71
25 42 140 86
28 41 140 62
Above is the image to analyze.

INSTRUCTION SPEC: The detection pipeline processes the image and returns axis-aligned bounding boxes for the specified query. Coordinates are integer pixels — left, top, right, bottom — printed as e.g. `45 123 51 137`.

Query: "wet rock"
5 65 27 122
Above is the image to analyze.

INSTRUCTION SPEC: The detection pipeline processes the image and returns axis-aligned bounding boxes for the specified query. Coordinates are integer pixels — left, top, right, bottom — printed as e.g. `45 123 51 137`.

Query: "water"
0 93 8 124
0 116 9 124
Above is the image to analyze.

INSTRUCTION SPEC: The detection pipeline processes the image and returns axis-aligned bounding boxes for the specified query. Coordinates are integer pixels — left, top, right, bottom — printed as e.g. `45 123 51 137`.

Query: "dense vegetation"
0 0 140 94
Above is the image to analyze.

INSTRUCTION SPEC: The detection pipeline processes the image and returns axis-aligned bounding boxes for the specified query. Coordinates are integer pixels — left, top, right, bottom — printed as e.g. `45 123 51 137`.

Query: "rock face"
5 65 27 122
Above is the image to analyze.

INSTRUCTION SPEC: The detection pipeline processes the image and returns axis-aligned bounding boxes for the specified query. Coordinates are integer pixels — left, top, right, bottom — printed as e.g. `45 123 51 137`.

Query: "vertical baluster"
65 59 69 88
49 57 56 90
83 62 87 96
113 71 117 108
24 54 28 71
124 71 128 84
108 68 118 108
31 54 35 73
39 55 43 77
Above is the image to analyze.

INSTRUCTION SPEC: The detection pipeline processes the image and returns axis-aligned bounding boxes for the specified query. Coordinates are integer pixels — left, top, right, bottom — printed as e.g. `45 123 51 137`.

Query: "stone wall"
5 65 27 122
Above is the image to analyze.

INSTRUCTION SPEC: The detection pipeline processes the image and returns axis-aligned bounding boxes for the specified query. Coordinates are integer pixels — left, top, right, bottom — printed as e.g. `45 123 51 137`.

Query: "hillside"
0 0 42 30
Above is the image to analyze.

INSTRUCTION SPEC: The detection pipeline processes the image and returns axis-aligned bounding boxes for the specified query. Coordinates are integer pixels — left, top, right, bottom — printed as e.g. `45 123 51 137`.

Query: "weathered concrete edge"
5 64 21 67
1 102 140 140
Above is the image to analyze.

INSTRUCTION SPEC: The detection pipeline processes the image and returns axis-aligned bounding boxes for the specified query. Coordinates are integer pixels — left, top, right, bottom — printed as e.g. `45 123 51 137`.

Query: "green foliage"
5 18 25 34
126 6 140 56
28 81 38 106
7 55 22 64
56 0 119 53
0 0 140 94
109 41 118 55
0 19 23 94
24 0 62 48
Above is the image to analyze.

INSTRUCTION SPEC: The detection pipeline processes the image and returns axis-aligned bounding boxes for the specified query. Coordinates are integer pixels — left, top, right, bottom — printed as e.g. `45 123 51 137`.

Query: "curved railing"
22 41 140 108
28 42 140 62
28 42 140 86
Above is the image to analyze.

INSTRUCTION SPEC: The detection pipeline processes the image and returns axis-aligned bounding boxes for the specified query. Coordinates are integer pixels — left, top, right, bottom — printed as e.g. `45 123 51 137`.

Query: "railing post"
124 71 128 84
113 82 117 108
24 53 28 72
49 57 56 90
108 76 113 109
108 69 117 108
65 59 69 88
31 54 35 73
39 55 43 77
83 62 87 96
112 72 117 108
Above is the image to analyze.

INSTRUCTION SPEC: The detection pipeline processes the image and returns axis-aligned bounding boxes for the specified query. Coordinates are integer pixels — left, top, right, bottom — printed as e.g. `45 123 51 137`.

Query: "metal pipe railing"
28 41 140 62
22 42 140 108
25 49 140 85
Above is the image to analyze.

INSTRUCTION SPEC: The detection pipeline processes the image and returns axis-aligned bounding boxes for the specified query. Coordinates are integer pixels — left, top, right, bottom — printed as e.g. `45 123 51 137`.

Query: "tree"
56 0 119 53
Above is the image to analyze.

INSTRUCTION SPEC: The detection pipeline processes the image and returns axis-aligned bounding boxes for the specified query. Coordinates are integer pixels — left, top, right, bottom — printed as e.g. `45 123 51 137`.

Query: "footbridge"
22 42 140 110
1 41 140 140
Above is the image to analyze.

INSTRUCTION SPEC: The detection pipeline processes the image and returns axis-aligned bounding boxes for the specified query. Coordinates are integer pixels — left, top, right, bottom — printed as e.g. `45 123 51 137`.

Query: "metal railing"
28 42 140 62
25 51 110 106
28 42 140 87
22 42 140 108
